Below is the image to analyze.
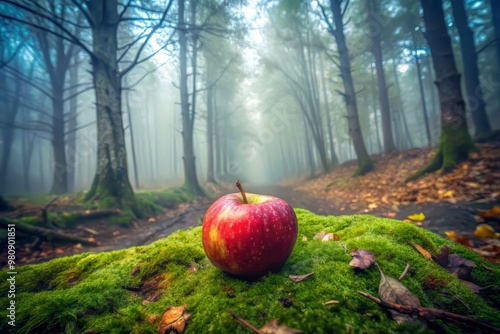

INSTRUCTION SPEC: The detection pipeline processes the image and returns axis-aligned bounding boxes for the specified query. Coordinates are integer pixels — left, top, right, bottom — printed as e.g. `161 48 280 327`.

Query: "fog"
0 0 499 196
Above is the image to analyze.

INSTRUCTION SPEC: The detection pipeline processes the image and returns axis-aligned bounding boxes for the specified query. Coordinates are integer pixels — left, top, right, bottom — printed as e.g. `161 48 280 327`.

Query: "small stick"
235 180 248 204
227 309 263 334
358 291 500 333
399 264 410 280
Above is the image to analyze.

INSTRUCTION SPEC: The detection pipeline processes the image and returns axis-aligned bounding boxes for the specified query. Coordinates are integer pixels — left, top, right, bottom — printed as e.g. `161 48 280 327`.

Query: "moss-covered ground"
1 209 499 333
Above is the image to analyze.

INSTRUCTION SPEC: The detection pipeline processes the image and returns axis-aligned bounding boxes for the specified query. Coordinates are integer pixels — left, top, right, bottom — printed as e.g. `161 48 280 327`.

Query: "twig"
227 309 264 334
358 291 500 333
399 264 410 280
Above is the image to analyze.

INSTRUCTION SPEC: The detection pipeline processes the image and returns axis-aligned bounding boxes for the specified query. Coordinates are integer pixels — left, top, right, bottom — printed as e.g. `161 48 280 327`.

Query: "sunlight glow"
397 64 409 73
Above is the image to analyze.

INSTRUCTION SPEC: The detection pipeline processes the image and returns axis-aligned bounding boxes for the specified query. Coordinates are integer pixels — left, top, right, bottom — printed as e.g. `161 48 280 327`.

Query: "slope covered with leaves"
298 143 500 213
1 209 499 333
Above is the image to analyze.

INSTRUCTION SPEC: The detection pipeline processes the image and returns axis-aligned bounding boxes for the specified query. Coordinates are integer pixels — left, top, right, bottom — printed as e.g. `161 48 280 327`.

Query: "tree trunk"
50 80 68 194
370 62 382 153
206 83 216 183
490 0 500 80
451 0 491 136
178 0 204 195
392 56 413 148
408 0 476 181
411 30 432 146
0 69 20 193
124 75 140 189
326 0 373 175
368 0 395 152
66 59 78 192
84 0 137 212
319 53 338 166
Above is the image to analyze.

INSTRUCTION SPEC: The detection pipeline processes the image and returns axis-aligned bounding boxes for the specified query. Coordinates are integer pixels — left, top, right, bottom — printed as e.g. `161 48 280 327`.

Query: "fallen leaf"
368 203 378 210
260 319 303 334
460 279 483 293
447 254 476 280
455 236 474 248
349 250 375 270
377 263 422 324
322 233 340 242
478 206 500 222
158 305 190 334
412 244 432 260
432 245 451 268
473 224 498 239
407 212 425 222
148 217 156 223
301 236 307 241
289 272 314 283
387 212 397 218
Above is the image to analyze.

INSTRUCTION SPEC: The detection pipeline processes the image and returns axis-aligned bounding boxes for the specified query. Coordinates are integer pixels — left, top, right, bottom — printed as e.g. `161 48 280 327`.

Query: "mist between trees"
0 0 499 204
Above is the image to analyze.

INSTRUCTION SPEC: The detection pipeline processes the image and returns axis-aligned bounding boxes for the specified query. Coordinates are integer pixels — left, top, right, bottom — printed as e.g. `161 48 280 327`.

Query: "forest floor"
1 141 500 267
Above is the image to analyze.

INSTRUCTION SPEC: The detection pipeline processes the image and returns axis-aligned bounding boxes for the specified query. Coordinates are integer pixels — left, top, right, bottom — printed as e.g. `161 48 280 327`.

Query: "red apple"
202 181 298 279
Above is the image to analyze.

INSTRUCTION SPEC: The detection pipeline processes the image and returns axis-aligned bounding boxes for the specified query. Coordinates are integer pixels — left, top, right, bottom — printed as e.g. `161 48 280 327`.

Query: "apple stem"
235 180 248 204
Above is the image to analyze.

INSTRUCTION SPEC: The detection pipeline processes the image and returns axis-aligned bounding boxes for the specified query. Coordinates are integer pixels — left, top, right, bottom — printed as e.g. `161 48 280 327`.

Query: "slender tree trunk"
408 0 476 181
370 62 383 153
66 59 78 192
368 0 395 152
320 53 339 166
451 0 491 136
85 0 137 212
490 0 500 80
326 0 373 175
392 56 413 148
0 70 20 193
50 80 68 194
411 31 432 146
178 0 203 195
124 76 140 189
206 83 215 183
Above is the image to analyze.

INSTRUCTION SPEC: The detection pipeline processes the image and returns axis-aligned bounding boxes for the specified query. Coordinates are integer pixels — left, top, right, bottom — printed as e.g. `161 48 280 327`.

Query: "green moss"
136 187 198 210
2 209 499 333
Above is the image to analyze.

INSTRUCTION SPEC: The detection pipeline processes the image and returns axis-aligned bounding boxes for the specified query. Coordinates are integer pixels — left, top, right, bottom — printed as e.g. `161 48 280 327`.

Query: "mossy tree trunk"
407 0 476 181
178 0 204 196
84 0 137 211
450 0 491 136
320 0 373 176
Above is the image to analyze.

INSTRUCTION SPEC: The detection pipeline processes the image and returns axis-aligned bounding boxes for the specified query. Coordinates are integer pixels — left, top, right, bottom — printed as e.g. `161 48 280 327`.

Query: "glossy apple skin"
202 192 298 279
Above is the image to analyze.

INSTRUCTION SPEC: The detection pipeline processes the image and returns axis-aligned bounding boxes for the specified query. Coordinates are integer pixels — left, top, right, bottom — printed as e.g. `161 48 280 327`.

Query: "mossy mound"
1 209 499 333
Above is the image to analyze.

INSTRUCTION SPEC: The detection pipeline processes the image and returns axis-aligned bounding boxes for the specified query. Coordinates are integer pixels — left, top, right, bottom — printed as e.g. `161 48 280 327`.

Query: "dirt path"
8 184 498 266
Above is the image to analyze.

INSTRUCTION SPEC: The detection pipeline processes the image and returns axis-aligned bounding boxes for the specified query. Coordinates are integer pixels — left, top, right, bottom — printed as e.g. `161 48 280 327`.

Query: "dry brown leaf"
158 305 190 334
387 212 397 218
377 263 422 324
260 319 303 334
473 224 498 239
289 272 314 283
368 203 378 210
301 236 307 241
412 244 432 260
349 250 375 270
478 206 500 222
148 217 156 223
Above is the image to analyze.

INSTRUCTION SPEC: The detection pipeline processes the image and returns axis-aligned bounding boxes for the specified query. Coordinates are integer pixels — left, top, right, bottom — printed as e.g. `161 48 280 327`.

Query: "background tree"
408 0 476 181
451 0 491 137
319 0 373 176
